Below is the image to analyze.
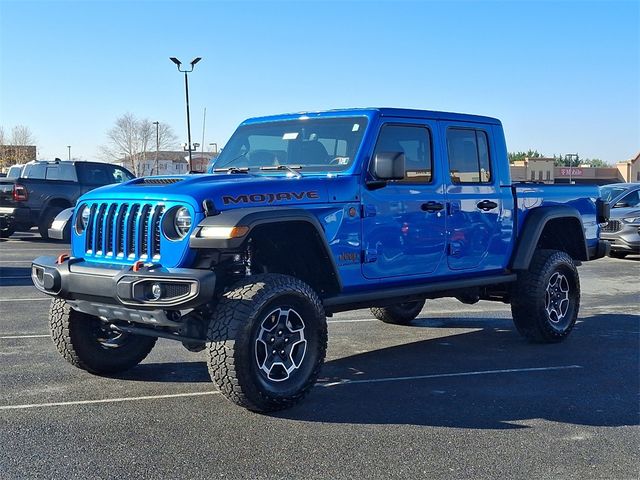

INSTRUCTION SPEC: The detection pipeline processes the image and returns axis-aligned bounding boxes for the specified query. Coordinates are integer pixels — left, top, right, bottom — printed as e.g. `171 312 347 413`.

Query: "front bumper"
601 226 640 254
31 256 216 311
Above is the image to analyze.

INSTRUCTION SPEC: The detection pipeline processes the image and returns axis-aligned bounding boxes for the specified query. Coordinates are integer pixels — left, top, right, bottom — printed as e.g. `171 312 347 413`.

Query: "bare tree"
0 125 37 167
100 114 177 176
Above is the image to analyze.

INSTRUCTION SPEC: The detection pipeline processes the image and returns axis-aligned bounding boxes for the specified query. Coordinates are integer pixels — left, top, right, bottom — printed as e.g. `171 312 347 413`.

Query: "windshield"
600 185 628 202
212 117 368 173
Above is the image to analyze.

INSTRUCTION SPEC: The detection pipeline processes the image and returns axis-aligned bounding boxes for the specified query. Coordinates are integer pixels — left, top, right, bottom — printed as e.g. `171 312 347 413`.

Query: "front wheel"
511 249 580 343
49 299 157 374
371 300 426 325
206 274 327 412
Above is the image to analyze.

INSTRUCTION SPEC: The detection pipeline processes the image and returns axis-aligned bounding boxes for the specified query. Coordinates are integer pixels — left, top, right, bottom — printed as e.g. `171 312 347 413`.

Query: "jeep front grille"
84 202 166 262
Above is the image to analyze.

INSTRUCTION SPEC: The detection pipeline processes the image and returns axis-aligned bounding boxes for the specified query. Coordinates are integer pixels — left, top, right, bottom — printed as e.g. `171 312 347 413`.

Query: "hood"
609 207 640 220
78 173 335 213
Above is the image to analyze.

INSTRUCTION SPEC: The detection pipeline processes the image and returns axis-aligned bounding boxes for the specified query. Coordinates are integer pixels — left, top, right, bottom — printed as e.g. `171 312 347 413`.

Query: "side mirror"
614 201 629 208
371 152 405 181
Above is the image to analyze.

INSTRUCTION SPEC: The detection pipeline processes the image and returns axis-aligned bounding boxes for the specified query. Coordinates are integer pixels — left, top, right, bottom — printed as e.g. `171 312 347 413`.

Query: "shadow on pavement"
0 266 33 286
276 313 640 429
115 361 211 383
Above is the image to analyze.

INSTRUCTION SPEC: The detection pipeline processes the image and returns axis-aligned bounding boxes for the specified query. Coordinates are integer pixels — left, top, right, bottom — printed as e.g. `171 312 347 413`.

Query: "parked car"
0 159 134 238
600 182 640 209
600 207 640 258
32 108 609 412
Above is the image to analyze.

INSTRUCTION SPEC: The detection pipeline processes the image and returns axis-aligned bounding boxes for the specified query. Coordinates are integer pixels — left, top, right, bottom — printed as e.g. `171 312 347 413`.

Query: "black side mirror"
614 201 629 208
371 152 405 181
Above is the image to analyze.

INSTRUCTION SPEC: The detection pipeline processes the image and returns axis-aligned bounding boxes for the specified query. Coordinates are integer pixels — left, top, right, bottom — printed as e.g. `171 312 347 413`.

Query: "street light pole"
152 121 159 175
170 57 201 172
565 153 579 184
67 145 71 161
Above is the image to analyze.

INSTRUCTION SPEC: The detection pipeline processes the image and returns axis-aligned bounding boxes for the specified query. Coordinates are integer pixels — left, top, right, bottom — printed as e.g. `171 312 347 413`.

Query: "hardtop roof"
241 107 501 126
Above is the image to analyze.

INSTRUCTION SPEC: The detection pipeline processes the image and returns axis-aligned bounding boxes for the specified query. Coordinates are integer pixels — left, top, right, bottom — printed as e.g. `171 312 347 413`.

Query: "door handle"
477 200 498 211
421 201 444 212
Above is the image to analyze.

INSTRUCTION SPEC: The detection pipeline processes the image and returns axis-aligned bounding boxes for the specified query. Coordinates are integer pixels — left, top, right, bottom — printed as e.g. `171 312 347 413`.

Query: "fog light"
151 283 163 300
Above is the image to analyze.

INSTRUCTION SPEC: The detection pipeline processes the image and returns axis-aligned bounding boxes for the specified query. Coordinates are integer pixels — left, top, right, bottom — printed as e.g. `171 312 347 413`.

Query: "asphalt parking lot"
0 232 638 479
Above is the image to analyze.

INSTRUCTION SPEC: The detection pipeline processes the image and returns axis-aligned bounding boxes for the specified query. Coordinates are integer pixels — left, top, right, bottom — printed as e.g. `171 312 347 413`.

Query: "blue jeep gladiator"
32 108 609 412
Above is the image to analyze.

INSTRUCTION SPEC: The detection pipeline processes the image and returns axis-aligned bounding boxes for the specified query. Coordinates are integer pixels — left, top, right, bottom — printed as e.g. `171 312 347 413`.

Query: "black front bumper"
31 256 216 310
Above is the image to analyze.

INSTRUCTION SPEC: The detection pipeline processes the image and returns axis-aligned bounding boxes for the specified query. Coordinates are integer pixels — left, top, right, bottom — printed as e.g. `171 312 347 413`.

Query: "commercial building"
510 153 639 185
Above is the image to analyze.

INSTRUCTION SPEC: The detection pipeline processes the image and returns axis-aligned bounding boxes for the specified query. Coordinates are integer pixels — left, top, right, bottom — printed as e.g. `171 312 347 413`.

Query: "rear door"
361 120 447 279
441 122 510 272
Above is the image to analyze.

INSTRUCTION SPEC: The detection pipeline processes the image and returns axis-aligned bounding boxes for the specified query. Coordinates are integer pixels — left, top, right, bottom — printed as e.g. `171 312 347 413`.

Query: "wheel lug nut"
270 337 275 343
280 350 285 355
278 330 282 335
284 338 289 343
272 350 276 355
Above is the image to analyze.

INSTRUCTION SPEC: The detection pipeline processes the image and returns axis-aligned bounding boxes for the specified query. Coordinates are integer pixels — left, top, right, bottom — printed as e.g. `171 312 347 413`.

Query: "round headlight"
76 205 90 234
174 207 192 238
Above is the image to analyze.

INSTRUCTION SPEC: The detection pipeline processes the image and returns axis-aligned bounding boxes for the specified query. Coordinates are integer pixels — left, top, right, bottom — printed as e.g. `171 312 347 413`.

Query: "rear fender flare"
510 206 588 270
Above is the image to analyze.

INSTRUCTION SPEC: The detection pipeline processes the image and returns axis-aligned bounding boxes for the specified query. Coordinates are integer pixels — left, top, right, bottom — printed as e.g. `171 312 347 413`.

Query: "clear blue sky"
1 0 638 164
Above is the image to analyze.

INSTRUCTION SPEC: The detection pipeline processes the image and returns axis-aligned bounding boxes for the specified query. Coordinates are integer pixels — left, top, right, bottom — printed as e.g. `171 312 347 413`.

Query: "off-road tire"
511 249 580 343
206 274 327 412
38 207 64 240
49 298 157 374
608 251 628 259
371 300 426 325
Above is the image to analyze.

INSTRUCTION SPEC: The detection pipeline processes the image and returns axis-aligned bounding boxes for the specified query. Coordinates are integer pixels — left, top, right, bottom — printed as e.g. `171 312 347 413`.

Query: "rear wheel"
371 300 426 325
511 249 580 343
0 226 15 238
49 298 157 374
206 274 327 412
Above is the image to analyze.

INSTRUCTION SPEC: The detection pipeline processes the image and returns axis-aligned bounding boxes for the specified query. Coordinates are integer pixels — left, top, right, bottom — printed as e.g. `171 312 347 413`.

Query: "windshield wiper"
259 165 303 178
213 166 252 174
212 152 248 170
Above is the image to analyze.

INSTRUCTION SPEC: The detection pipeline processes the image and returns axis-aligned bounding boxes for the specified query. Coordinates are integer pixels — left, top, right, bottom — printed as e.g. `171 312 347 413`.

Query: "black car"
0 160 134 239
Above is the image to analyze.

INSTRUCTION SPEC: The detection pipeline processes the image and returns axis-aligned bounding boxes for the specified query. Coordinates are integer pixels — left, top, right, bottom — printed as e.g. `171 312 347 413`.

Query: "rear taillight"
13 184 28 202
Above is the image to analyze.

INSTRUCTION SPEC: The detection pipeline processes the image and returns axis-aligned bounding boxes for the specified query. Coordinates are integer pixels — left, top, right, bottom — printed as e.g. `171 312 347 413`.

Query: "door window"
372 125 433 183
447 128 492 184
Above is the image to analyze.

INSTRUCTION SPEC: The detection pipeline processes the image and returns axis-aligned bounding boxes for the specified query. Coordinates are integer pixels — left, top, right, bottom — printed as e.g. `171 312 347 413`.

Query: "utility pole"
152 121 159 175
67 145 71 161
201 107 206 157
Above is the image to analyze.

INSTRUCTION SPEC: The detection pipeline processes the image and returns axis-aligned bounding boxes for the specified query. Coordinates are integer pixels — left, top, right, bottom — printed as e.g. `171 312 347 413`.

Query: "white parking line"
318 365 583 387
0 391 220 411
0 297 49 302
0 334 49 339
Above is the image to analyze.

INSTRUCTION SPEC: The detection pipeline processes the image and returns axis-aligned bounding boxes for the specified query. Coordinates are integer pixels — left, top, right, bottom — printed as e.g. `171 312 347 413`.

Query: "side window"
372 125 433 183
23 163 46 179
45 166 60 180
447 128 492 184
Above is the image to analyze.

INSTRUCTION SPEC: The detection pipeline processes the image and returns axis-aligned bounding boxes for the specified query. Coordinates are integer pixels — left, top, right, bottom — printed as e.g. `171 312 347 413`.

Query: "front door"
361 121 447 279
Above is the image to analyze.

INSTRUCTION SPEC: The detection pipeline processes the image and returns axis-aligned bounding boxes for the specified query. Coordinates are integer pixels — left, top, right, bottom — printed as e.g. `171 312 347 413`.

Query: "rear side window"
77 163 134 185
22 163 46 179
372 125 433 183
447 128 492 184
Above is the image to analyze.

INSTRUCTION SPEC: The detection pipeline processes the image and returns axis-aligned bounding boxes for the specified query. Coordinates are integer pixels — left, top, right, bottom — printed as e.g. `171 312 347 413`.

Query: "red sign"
559 168 583 176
